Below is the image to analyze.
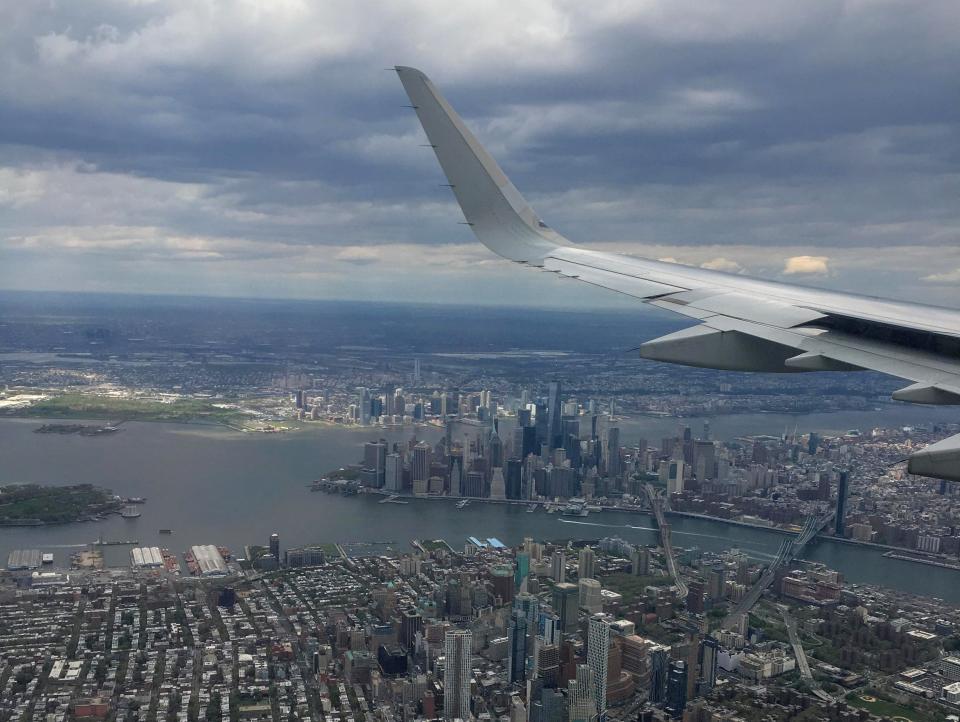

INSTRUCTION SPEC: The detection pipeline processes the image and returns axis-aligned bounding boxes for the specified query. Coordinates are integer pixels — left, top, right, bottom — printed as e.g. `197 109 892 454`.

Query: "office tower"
515 552 530 590
693 441 716 480
578 547 595 580
490 467 506 500
400 608 422 649
667 460 686 495
413 358 421 382
357 387 371 425
578 578 602 614
686 580 705 614
269 533 280 562
707 565 725 601
490 428 504 468
540 687 566 722
552 582 579 633
808 432 820 455
363 440 387 488
505 459 523 499
546 381 563 449
443 629 473 720
551 551 565 583
631 547 649 577
702 420 711 441
463 470 483 497
540 612 561 646
818 472 831 501
567 665 597 722
508 611 528 684
698 636 718 693
648 646 668 703
412 442 431 485
536 642 560 688
665 660 687 719
835 470 849 536
606 426 621 477
534 401 549 447
450 456 463 497
587 614 610 719
385 453 403 492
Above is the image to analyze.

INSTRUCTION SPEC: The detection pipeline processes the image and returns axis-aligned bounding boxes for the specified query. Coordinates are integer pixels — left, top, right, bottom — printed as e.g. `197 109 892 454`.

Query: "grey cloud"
1 1 958 304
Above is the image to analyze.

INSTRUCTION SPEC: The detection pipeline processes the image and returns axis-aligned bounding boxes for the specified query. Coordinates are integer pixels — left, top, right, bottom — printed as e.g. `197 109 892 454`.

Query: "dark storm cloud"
0 1 958 304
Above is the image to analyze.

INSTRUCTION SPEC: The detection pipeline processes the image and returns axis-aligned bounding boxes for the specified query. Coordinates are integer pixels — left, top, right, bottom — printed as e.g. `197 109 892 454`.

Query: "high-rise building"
400 608 422 649
357 387 371 426
835 470 849 537
536 642 561 688
606 426 621 477
515 552 530 590
578 547 595 580
578 578 602 614
686 579 705 614
490 467 506 500
552 582 579 633
508 611 528 684
665 660 688 719
385 453 403 492
443 629 473 720
450 457 463 497
567 664 597 722
505 459 523 499
551 551 565 583
269 533 280 563
648 646 669 703
587 614 611 719
547 381 563 449
363 440 387 487
667 460 686 495
631 547 649 577
707 565 725 601
412 442 432 485
697 636 718 694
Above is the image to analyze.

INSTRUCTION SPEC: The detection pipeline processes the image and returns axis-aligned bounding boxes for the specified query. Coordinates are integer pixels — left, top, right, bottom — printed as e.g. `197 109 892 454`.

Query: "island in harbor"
0 483 124 525
34 422 120 436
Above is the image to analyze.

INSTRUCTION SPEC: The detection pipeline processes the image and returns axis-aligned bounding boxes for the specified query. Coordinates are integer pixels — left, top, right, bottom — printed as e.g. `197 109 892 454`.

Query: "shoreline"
349 488 960 569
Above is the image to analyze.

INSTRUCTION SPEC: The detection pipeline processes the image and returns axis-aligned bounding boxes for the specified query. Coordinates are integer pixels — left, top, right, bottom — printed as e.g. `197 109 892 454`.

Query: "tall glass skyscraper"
547 381 563 449
443 629 472 720
648 646 669 703
665 660 688 719
508 611 528 684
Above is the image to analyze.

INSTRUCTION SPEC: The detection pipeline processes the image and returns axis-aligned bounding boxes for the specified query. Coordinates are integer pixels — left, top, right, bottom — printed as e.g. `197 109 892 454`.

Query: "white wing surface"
395 66 960 481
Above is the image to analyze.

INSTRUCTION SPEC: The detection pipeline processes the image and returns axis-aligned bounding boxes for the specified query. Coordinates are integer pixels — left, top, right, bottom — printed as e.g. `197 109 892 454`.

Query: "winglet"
395 66 567 264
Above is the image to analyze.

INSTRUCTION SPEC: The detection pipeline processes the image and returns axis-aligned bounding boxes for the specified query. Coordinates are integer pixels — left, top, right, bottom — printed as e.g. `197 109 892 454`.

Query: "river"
0 407 957 602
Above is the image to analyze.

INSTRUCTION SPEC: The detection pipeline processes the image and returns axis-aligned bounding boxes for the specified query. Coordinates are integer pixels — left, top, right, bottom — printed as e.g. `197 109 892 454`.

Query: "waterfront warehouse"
191 544 227 576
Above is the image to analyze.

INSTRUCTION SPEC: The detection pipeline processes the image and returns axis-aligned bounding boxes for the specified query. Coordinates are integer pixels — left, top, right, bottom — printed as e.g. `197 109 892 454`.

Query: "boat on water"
527 504 537 513
120 505 142 519
560 502 588 517
159 529 173 535
455 499 470 509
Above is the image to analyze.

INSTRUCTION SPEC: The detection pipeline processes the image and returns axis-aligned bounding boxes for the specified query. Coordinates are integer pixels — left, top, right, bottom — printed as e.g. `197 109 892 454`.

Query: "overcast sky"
1 0 958 309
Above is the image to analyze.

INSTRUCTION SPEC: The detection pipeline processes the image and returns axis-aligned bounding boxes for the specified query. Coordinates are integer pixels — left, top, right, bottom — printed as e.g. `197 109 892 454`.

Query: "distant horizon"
0 286 649 314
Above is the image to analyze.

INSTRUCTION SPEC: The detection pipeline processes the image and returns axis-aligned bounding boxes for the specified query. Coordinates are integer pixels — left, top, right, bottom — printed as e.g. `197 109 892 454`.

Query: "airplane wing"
394 66 960 481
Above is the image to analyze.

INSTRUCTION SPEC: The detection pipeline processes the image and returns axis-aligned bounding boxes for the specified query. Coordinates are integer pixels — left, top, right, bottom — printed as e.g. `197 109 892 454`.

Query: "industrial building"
191 544 227 576
131 546 163 568
7 549 41 570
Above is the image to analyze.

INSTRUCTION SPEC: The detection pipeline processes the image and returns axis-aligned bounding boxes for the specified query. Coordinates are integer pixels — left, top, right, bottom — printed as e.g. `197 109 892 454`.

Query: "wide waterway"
0 407 958 603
